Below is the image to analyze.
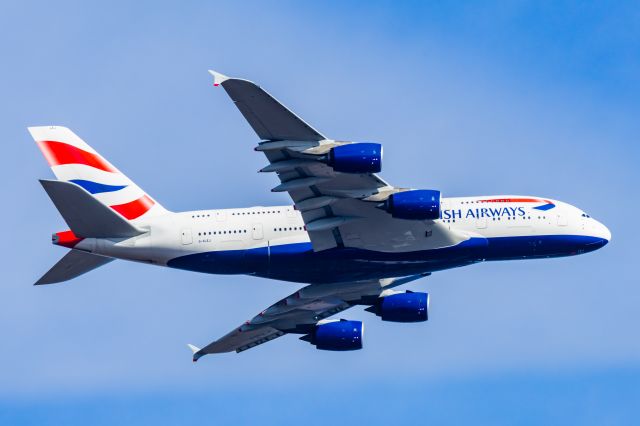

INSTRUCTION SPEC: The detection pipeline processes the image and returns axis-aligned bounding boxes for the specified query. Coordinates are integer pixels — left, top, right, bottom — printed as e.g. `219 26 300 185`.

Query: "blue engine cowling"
384 189 441 220
300 319 364 351
366 291 429 322
328 143 382 173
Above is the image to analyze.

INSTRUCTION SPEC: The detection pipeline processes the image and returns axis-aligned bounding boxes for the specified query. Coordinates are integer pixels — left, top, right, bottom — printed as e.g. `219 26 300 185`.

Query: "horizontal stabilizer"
35 250 114 285
39 179 144 238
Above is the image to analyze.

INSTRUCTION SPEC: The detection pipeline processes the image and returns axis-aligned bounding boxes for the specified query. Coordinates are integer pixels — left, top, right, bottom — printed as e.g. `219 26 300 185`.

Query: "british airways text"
442 207 526 220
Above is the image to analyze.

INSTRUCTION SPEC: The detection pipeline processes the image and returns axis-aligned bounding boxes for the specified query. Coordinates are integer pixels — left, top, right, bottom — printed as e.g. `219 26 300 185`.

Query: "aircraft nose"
593 220 611 243
582 219 610 252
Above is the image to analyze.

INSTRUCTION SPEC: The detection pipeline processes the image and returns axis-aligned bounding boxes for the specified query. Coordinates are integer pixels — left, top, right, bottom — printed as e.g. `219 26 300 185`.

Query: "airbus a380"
31 70 610 361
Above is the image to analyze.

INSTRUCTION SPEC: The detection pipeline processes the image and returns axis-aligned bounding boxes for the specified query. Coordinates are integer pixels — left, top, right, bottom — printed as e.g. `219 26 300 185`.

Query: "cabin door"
252 223 264 240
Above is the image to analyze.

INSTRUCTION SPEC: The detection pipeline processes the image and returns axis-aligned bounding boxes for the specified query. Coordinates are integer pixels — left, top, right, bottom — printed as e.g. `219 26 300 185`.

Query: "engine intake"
300 319 363 351
328 143 382 174
366 291 429 322
385 189 441 220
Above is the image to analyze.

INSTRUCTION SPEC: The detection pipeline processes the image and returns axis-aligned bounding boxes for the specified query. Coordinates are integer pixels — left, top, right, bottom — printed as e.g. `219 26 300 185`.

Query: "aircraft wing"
208 71 326 142
210 70 471 252
188 274 428 360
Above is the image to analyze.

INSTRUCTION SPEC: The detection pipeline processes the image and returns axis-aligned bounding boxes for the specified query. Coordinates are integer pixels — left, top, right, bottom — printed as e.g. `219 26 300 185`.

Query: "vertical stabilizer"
28 126 168 222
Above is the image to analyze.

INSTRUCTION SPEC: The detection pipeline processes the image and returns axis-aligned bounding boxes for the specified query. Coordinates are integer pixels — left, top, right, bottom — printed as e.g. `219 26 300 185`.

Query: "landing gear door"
252 223 263 240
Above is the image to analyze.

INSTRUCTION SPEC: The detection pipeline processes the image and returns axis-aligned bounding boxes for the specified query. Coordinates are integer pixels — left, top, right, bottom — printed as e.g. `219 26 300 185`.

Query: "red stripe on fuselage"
37 141 117 173
110 195 155 220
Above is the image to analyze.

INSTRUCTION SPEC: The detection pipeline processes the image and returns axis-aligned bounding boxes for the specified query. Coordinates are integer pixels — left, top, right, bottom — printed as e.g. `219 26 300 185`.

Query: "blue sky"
1 1 639 424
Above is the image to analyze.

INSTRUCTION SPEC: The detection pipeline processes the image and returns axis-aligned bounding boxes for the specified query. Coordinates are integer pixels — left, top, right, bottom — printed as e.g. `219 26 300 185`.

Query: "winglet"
187 344 202 362
208 70 229 87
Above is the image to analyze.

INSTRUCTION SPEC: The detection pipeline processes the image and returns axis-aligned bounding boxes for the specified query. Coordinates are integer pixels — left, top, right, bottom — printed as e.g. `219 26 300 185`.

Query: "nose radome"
594 220 611 242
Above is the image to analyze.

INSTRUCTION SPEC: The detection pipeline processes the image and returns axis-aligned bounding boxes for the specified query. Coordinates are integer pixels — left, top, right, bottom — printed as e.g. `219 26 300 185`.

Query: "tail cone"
52 230 83 248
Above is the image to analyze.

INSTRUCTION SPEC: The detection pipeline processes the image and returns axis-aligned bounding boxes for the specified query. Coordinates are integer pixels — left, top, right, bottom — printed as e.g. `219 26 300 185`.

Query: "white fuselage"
66 195 610 284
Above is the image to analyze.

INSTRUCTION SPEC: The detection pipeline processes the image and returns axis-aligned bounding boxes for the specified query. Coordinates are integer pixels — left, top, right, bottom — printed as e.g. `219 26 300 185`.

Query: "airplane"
30 70 611 361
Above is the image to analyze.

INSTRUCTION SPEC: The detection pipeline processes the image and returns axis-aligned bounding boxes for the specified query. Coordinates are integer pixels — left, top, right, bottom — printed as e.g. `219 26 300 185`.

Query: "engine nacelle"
300 319 364 351
384 189 441 220
328 142 382 174
366 291 429 322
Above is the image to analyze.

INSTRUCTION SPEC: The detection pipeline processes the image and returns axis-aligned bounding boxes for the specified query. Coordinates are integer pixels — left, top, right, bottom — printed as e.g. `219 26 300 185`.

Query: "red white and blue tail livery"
29 126 167 221
30 71 610 361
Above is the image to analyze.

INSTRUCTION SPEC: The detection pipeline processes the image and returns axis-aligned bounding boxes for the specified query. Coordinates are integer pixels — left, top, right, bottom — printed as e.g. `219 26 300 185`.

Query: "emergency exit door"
181 228 192 245
252 223 263 240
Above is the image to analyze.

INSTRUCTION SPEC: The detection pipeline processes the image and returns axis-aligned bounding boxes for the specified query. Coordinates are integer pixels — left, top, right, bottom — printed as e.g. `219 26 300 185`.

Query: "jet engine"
384 189 441 220
327 142 382 173
300 319 364 351
365 291 429 322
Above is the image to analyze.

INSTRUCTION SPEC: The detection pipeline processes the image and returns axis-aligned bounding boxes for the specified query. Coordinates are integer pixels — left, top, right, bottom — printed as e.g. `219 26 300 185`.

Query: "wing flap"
192 326 285 360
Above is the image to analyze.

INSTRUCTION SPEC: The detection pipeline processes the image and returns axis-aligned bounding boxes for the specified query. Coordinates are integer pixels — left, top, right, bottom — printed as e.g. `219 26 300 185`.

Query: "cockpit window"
581 213 591 218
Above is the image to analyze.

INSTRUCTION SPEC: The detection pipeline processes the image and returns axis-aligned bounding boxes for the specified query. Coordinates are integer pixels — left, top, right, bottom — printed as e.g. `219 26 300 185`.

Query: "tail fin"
28 126 168 222
35 250 114 285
